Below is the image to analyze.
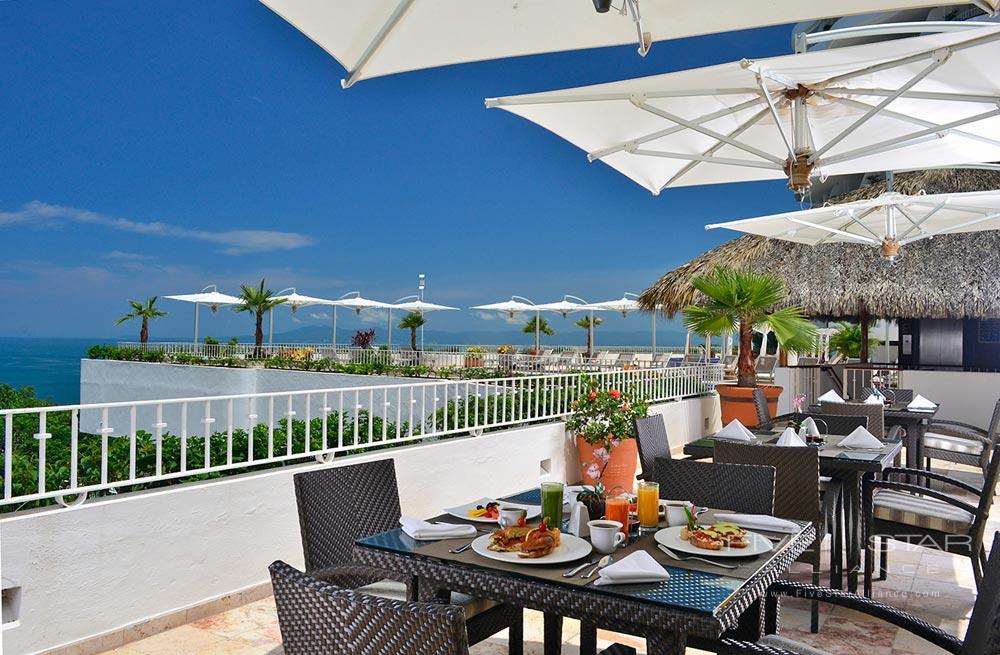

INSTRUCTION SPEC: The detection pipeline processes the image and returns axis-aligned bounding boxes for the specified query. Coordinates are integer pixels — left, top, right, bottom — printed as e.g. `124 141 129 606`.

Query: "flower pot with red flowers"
566 380 649 498
682 267 817 427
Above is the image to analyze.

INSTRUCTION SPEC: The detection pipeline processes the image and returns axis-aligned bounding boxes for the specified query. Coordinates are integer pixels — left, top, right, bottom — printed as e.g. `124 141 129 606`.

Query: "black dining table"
684 429 904 593
353 499 814 655
808 401 939 470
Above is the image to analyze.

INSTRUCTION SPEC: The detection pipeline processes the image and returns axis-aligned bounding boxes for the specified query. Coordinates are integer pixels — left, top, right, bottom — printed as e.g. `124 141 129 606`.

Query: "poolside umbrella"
588 293 663 352
472 297 539 350
328 293 394 348
256 0 986 88
486 24 1000 198
390 299 459 350
705 188 1000 260
270 289 335 344
535 296 598 354
164 285 243 344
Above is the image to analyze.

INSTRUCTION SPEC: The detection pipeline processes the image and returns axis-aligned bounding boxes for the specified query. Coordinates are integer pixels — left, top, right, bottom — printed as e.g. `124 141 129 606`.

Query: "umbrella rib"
823 88 1000 105
661 107 770 190
631 148 781 170
814 206 882 245
486 87 758 108
809 55 949 163
587 97 762 162
785 217 879 244
897 200 949 240
899 210 1000 245
630 99 784 165
820 107 1000 167
754 74 795 159
819 94 1000 149
341 0 417 89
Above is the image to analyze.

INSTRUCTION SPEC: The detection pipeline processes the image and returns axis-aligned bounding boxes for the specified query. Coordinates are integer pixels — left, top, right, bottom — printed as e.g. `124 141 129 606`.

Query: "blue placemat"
499 488 542 505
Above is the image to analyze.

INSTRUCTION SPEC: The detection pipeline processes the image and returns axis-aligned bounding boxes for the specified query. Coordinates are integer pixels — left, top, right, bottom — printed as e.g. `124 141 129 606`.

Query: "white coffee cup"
498 507 527 529
663 500 694 527
588 519 626 554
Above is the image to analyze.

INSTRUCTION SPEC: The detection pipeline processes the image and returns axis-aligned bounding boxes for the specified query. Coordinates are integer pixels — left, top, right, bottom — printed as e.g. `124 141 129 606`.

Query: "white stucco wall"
1 395 718 655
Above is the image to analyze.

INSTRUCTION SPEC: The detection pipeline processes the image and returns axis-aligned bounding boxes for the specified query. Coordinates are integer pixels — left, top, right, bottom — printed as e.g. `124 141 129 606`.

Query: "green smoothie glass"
540 481 564 530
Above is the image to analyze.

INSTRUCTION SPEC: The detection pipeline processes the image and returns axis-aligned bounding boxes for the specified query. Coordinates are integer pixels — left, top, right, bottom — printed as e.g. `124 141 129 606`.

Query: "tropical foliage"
575 315 602 357
115 297 166 344
233 279 285 355
829 321 882 359
682 267 817 387
351 329 376 349
397 312 425 351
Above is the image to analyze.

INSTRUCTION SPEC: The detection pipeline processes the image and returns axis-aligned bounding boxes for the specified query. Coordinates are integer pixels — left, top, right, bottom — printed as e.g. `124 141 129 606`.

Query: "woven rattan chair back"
713 442 820 523
270 560 469 655
961 531 1000 655
820 401 885 439
806 412 869 436
752 388 774 430
861 387 915 403
653 458 775 515
971 444 1000 551
294 459 401 572
634 415 670 479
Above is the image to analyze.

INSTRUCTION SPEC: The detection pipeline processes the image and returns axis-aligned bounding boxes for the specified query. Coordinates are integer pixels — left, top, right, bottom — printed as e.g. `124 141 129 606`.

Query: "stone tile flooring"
104 463 997 655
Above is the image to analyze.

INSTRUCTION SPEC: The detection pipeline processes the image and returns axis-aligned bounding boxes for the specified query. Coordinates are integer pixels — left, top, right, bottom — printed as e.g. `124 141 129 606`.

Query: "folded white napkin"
399 517 477 541
713 513 800 534
800 416 821 437
776 427 807 447
907 394 937 410
838 426 883 449
715 419 754 441
864 394 884 405
818 389 844 403
593 550 670 586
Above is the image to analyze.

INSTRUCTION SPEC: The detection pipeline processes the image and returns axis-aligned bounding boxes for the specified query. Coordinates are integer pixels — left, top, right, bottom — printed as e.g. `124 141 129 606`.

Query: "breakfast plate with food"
444 498 541 523
654 522 774 558
471 519 592 565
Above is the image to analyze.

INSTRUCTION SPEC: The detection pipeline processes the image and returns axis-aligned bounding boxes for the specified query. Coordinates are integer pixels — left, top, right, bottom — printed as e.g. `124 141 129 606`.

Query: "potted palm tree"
233 279 285 359
397 311 425 351
683 267 816 426
115 297 166 345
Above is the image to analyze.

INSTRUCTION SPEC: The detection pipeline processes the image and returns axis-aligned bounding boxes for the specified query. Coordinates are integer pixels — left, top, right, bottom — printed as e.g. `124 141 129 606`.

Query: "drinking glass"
539 482 564 529
604 496 630 538
637 480 660 531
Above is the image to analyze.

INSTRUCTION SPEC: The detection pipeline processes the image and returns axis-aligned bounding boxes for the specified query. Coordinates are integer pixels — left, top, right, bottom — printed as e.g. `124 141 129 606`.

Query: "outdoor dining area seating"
265 382 1000 654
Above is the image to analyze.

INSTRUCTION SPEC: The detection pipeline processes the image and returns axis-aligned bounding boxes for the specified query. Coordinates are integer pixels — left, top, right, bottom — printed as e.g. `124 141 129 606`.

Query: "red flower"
609 389 622 399
621 403 631 413
588 391 598 401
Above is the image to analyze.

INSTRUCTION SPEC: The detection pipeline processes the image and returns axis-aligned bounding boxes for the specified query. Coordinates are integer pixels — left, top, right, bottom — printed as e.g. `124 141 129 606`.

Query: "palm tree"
115 297 166 345
397 312 425 351
522 316 555 353
682 267 816 387
233 279 285 357
829 321 881 360
575 315 602 358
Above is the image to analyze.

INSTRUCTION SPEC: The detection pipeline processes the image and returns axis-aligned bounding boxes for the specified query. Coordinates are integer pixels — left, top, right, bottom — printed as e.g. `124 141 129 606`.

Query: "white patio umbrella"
706 188 1000 260
270 289 335 345
486 23 1000 198
391 299 459 350
164 285 243 344
256 1 989 88
328 293 394 348
472 296 539 351
535 295 605 355
588 292 666 352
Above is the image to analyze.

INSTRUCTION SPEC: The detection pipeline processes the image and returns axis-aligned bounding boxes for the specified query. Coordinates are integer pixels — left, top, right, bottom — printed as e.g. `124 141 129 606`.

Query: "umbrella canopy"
706 189 1000 259
326 293 393 348
638 168 1000 320
273 290 335 309
471 298 537 318
257 0 985 88
535 297 588 318
164 286 244 344
487 24 1000 197
588 293 642 317
392 300 459 314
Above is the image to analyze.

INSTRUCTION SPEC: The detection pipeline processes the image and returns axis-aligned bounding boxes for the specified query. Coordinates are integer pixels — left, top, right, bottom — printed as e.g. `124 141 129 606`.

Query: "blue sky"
0 0 803 342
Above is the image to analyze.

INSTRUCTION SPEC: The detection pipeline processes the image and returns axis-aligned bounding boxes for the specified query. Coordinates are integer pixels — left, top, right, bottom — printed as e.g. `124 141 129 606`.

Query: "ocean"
0 337 112 405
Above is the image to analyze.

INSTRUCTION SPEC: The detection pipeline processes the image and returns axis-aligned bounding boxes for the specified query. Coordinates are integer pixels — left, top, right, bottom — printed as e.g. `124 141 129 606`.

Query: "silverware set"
562 554 613 578
657 544 739 569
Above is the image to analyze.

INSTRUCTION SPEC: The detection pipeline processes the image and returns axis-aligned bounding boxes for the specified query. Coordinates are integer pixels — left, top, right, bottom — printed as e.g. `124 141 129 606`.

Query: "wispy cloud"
105 250 151 261
0 201 314 255
310 311 332 320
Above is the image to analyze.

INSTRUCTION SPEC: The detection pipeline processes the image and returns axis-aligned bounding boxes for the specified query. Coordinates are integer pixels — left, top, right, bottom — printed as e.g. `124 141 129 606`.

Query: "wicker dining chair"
860 387 914 404
717 530 1000 655
270 560 469 655
634 414 671 480
864 441 1000 595
922 398 1000 475
293 460 523 653
752 388 774 430
820 401 885 439
653 458 776 515
714 442 842 632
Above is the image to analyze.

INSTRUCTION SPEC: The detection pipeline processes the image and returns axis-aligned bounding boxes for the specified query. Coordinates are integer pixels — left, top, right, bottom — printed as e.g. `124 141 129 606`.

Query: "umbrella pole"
332 307 337 349
684 331 691 355
860 307 871 363
387 310 392 349
588 309 594 358
194 303 200 345
652 312 656 354
535 310 540 353
268 310 274 345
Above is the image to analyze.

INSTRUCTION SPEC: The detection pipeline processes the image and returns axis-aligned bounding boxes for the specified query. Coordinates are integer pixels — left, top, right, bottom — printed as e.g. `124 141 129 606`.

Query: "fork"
449 538 479 554
657 544 739 570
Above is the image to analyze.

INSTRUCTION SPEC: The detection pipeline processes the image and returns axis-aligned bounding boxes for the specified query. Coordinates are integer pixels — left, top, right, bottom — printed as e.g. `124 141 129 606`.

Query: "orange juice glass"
637 481 660 530
604 496 630 538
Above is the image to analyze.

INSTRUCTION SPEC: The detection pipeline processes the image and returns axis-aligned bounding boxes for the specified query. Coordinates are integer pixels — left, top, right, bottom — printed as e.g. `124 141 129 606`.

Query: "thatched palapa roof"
639 168 1000 321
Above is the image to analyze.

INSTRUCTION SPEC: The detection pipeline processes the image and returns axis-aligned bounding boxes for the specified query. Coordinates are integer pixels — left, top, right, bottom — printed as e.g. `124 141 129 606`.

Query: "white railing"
0 365 722 510
117 341 687 357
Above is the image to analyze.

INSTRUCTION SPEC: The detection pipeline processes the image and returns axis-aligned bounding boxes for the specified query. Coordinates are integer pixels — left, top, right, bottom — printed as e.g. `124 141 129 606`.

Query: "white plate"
654 525 774 558
444 498 541 524
470 532 593 565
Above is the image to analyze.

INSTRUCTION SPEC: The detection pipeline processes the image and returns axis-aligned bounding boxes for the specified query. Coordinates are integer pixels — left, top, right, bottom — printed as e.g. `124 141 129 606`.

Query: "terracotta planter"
464 357 483 368
717 384 783 427
575 436 639 494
